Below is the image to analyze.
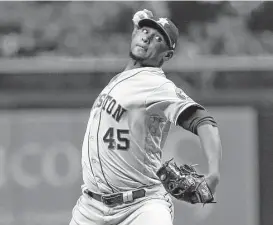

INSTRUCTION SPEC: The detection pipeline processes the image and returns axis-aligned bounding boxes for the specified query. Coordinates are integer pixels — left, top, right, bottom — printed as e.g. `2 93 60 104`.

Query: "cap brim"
138 18 172 49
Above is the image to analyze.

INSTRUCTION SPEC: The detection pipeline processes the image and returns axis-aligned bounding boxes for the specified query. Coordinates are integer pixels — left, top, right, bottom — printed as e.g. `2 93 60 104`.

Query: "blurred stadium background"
0 1 272 225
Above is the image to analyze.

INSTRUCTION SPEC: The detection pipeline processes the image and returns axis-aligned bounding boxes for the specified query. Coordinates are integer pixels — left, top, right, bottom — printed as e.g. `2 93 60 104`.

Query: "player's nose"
142 35 150 44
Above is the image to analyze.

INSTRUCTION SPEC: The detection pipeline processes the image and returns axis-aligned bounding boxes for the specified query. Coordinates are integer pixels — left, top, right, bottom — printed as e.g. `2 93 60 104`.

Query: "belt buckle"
101 193 122 206
122 191 134 203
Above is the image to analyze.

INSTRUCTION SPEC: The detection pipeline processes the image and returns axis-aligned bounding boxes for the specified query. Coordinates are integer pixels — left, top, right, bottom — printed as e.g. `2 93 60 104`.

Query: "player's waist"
82 184 167 206
83 188 145 206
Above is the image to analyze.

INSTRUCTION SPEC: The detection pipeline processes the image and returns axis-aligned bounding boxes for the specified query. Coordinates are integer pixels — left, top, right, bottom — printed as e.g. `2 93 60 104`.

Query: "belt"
84 189 146 206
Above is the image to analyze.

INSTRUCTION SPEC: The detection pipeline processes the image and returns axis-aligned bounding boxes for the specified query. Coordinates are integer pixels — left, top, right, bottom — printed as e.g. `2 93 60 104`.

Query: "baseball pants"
69 189 174 225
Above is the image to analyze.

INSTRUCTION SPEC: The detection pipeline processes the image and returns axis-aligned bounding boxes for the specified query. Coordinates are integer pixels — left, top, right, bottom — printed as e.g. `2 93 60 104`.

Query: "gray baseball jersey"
81 67 203 193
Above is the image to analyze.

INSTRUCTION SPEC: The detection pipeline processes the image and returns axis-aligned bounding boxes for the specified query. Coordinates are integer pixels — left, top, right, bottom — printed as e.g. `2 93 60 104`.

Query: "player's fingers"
132 11 142 26
132 9 153 26
133 11 148 21
143 9 153 18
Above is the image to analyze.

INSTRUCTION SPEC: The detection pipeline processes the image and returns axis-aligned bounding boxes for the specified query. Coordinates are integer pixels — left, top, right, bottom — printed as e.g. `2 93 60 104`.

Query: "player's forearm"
197 124 222 177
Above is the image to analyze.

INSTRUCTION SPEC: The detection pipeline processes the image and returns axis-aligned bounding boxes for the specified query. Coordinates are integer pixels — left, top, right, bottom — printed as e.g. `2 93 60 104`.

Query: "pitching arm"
177 107 222 192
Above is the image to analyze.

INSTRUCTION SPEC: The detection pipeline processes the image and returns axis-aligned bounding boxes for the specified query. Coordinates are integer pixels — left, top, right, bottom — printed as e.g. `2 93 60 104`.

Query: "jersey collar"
124 67 166 77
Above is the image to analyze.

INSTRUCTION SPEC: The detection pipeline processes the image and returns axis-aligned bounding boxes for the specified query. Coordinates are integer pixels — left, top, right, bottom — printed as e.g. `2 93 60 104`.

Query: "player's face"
130 26 172 66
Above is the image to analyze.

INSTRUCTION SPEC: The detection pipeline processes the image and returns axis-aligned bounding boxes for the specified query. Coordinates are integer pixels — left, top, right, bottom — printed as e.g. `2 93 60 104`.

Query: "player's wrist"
208 158 220 175
207 172 220 183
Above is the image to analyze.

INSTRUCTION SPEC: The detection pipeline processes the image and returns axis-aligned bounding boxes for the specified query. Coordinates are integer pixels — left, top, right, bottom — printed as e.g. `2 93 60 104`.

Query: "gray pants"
69 190 174 225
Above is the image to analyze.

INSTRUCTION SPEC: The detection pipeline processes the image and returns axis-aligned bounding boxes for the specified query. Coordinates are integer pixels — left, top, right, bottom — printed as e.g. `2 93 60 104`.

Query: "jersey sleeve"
145 82 204 124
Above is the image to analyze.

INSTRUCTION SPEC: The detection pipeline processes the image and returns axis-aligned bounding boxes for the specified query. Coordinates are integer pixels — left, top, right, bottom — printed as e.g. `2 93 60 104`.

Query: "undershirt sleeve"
177 107 218 135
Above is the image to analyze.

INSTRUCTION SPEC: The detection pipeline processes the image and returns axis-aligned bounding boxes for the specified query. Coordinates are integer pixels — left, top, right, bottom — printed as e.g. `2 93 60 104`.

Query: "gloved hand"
157 159 216 205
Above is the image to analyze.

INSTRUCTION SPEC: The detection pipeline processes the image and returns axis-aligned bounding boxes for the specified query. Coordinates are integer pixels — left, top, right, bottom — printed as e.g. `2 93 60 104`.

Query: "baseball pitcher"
70 9 222 225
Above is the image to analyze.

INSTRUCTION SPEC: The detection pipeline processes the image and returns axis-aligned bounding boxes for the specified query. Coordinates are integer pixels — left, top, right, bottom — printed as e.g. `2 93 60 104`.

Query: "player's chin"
129 50 147 61
130 48 147 60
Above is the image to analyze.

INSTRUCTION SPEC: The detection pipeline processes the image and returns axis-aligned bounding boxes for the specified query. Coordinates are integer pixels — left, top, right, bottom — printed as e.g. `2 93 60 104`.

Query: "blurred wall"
0 106 258 225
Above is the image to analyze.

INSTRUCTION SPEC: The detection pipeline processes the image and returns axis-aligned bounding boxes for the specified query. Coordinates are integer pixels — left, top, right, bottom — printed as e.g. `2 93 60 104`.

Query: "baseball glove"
156 159 216 204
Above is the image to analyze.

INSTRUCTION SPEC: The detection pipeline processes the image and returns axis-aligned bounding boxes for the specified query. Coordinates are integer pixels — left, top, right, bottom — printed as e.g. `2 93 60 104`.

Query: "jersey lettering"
102 95 112 110
112 105 126 122
94 93 127 122
106 99 116 114
96 94 106 108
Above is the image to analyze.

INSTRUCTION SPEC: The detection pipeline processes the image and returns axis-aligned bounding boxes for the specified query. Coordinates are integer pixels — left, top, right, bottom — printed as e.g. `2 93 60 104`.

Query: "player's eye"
142 28 148 34
155 36 162 42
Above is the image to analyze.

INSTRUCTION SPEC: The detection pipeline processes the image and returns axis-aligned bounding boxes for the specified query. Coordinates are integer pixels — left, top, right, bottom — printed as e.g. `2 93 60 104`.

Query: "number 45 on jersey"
103 127 130 151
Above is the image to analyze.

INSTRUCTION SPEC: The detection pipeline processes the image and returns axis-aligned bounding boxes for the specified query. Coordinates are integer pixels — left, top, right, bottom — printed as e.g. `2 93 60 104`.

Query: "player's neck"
124 59 159 71
124 59 143 71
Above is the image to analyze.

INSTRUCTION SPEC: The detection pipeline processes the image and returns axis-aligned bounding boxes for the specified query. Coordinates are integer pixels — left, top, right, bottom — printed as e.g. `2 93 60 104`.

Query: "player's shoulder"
137 68 172 86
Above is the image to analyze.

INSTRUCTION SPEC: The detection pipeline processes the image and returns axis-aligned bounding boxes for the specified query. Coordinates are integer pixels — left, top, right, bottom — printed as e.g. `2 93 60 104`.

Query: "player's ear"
163 50 174 62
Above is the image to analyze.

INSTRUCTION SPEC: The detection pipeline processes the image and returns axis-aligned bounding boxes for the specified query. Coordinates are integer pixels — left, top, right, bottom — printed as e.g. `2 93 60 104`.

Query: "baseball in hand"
132 9 153 27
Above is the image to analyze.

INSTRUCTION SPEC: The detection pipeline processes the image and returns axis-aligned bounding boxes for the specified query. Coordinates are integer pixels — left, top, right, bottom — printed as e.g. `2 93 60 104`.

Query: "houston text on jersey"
93 93 127 122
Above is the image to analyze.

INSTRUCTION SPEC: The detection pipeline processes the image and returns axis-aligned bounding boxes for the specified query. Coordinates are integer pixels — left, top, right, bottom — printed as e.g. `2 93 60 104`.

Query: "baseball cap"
138 17 179 50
